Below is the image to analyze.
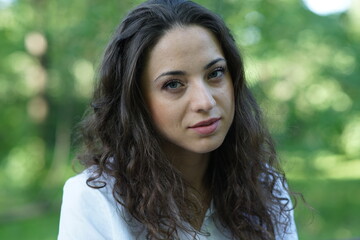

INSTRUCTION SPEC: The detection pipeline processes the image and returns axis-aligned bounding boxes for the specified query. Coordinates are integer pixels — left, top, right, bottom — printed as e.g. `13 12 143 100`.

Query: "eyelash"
162 80 184 90
208 66 226 79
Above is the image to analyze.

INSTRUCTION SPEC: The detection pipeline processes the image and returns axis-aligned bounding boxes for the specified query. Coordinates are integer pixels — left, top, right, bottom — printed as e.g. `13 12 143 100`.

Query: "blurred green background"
0 0 359 239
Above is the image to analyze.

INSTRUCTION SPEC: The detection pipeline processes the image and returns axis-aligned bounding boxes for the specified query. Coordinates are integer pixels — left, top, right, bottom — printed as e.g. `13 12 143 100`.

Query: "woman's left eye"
208 67 225 79
162 80 184 90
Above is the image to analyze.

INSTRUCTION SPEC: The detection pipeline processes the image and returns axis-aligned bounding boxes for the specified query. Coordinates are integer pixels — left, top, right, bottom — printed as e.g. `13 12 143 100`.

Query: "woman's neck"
162 142 212 230
163 144 210 192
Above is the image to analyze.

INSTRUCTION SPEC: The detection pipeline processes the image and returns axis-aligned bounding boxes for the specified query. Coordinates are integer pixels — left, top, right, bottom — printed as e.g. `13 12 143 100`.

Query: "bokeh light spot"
341 116 360 157
303 0 352 16
72 59 94 99
27 96 48 123
25 32 47 56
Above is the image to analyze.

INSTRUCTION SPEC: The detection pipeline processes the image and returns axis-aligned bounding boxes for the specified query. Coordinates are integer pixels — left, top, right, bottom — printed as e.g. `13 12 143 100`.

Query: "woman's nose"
189 82 216 112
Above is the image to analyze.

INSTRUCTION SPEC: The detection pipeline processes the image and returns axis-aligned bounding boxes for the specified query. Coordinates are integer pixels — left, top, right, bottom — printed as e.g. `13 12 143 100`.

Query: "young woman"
58 0 298 239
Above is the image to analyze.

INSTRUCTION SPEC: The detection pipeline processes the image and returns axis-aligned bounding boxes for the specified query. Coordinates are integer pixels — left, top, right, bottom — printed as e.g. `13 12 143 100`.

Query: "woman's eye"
163 80 183 90
208 67 225 79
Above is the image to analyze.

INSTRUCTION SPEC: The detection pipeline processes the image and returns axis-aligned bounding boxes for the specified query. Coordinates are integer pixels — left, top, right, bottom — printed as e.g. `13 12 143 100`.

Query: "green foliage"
0 211 59 240
292 179 360 239
0 0 359 239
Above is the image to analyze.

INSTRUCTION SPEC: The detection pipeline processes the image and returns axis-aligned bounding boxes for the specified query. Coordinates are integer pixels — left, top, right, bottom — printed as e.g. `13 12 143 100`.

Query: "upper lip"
189 117 221 128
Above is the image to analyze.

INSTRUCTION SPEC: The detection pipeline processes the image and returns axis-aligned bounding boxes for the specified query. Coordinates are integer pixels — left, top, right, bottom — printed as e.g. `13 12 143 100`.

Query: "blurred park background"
0 0 359 239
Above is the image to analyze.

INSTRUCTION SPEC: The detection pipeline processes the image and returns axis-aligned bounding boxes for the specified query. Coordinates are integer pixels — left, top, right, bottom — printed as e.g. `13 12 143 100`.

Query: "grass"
291 179 360 240
0 210 59 240
0 179 359 240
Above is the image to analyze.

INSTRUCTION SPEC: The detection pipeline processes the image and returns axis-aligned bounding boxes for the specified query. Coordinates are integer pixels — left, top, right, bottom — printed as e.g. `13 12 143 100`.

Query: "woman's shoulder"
61 171 112 210
270 175 299 240
63 169 114 197
58 169 137 240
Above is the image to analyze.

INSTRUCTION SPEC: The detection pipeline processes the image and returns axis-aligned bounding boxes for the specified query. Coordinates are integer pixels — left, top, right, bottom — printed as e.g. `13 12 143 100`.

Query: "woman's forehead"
144 25 225 76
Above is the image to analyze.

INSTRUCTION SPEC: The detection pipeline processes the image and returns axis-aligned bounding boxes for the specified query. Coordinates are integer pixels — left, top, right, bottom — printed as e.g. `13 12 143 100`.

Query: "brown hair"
78 0 296 239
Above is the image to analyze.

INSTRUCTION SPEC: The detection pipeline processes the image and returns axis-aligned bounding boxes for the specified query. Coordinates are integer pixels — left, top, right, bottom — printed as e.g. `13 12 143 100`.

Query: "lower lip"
190 120 220 135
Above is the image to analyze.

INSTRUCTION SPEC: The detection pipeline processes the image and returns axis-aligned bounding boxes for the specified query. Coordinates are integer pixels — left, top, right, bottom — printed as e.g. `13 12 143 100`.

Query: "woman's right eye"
162 80 184 90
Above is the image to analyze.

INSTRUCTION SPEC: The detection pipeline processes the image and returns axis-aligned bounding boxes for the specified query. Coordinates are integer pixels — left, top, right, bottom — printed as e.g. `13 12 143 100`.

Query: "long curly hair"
77 0 296 239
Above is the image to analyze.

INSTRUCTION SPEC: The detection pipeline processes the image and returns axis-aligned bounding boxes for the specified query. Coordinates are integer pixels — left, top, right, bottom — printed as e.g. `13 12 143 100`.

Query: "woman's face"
142 25 235 154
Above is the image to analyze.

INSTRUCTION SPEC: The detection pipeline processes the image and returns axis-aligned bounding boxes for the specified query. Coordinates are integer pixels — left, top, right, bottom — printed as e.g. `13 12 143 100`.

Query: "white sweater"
58 171 298 240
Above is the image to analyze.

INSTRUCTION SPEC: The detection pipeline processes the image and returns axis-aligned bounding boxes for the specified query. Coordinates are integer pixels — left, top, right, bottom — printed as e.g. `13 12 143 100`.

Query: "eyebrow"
153 57 226 82
154 70 186 82
203 57 225 70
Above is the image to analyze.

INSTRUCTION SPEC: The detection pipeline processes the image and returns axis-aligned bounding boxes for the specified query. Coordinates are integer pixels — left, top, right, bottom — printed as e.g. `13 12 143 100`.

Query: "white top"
58 171 298 240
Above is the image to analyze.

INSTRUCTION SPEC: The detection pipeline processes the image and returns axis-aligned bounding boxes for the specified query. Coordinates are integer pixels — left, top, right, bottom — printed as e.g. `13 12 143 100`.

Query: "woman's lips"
189 118 221 135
